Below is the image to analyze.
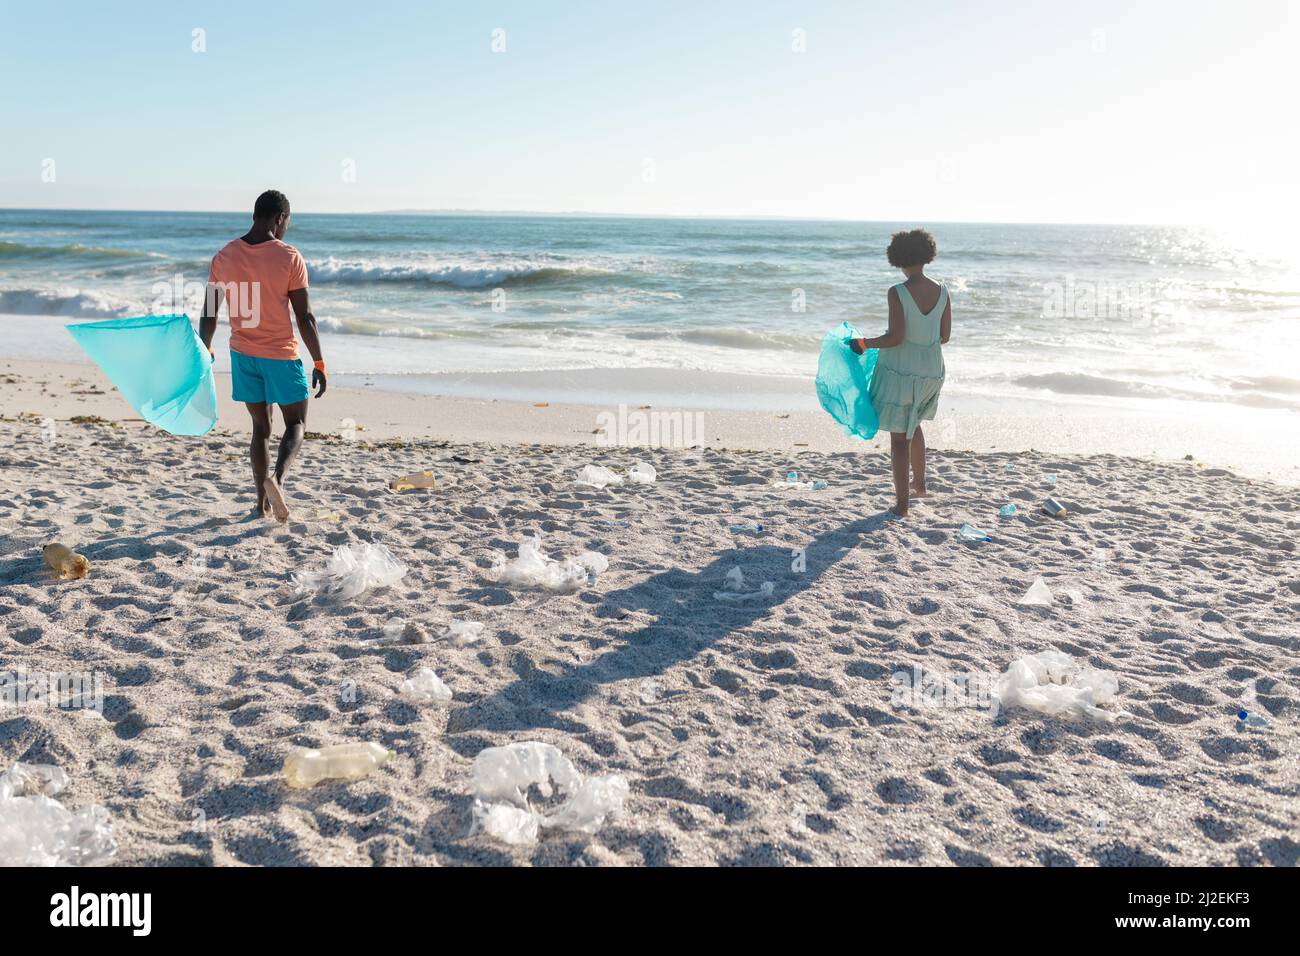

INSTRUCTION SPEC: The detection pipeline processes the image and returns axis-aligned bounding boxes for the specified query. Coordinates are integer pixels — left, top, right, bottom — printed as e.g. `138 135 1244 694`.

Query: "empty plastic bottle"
998 504 1018 518
959 523 991 542
283 742 391 788
1237 710 1267 728
729 522 764 534
811 479 828 490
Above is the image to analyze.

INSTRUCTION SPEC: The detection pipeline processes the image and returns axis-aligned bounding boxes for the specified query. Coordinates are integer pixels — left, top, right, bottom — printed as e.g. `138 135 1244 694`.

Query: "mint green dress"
868 282 946 438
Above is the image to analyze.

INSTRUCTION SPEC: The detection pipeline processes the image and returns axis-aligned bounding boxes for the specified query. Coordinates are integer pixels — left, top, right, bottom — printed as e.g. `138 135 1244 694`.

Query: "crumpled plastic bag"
815 321 879 441
490 535 608 593
65 313 217 436
399 667 452 705
992 650 1119 723
444 620 485 646
0 762 118 866
293 543 407 601
575 465 624 489
469 742 629 845
627 461 657 484
1018 576 1054 606
713 566 775 602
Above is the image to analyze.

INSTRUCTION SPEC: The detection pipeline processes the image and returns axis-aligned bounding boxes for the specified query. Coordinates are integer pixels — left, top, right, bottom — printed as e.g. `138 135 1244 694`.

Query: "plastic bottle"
729 522 764 534
43 543 89 580
786 471 799 482
959 523 991 542
282 742 391 788
811 479 828 490
1237 710 1267 728
998 504 1018 518
390 471 436 492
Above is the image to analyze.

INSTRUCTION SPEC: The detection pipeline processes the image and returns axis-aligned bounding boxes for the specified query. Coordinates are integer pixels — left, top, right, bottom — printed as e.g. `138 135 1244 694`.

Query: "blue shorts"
230 350 310 406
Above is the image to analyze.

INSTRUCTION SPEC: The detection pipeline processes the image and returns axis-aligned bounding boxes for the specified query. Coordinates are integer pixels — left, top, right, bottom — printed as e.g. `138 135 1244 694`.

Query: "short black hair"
253 189 290 220
886 228 937 268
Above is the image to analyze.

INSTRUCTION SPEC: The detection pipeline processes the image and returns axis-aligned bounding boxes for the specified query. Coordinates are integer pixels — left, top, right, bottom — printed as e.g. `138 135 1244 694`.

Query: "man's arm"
288 287 327 398
199 284 222 356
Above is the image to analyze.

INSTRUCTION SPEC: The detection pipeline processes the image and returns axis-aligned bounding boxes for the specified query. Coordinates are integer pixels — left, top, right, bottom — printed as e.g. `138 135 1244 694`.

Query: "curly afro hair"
886 228 937 268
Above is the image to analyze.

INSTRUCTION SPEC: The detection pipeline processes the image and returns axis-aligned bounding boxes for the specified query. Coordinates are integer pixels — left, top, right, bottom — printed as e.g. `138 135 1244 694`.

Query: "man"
201 189 327 521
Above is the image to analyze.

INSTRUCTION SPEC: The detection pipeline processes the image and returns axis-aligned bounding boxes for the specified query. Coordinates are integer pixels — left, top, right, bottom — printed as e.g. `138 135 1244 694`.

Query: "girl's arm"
850 287 904 353
939 295 952 344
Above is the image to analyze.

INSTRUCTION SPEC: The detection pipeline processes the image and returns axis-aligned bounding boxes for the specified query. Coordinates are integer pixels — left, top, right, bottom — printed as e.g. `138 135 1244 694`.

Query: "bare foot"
889 505 909 519
263 477 290 523
910 483 929 499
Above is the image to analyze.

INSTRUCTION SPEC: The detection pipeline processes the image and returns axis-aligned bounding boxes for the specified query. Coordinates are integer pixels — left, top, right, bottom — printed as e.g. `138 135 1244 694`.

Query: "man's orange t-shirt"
208 238 309 360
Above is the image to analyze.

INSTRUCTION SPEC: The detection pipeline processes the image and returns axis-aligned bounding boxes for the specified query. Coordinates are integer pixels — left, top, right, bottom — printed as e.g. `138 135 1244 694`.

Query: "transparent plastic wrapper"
772 472 827 491
65 313 217 436
490 535 607 593
1018 576 1054 606
713 566 774 602
627 461 657 484
0 762 117 866
282 742 391 789
575 465 623 489
400 667 452 704
814 321 879 441
992 650 1118 723
444 620 485 646
293 543 407 601
469 742 628 845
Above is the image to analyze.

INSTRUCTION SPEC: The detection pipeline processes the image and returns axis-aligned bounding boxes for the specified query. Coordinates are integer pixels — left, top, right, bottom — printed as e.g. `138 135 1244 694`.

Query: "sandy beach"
2 358 1296 867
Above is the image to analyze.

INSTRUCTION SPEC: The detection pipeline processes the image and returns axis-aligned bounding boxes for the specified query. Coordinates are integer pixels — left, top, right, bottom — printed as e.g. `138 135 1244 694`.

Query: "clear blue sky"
2 0 1296 225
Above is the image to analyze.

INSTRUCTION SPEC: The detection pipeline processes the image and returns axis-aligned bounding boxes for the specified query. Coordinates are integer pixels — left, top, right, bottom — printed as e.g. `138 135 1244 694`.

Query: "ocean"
1 209 1298 415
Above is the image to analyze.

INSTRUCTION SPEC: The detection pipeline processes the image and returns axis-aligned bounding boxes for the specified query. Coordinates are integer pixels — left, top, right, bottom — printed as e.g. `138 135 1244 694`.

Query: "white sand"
1 361 1297 866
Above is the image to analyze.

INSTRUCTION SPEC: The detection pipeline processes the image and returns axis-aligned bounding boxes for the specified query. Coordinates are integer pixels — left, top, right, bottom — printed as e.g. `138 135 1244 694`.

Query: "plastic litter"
992 650 1118 722
959 523 991 542
575 465 623 489
0 762 117 866
998 504 1018 518
282 742 391 789
65 313 217 436
469 742 629 845
390 471 436 492
627 461 657 485
400 667 452 705
444 619 485 646
1237 710 1267 728
382 617 428 644
773 473 828 491
490 535 608 593
729 522 764 534
43 542 89 580
1018 576 1054 606
815 321 879 440
293 543 407 601
713 566 775 602
1046 474 1058 485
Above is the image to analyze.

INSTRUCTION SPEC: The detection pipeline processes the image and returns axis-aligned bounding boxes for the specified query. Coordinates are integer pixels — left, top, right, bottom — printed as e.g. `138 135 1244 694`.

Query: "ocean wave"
0 240 164 261
0 287 141 318
1013 371 1297 410
306 255 623 289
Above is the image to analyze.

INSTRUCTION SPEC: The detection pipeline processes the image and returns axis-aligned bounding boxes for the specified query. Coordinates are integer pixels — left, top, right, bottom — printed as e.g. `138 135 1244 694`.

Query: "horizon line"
0 204 1199 230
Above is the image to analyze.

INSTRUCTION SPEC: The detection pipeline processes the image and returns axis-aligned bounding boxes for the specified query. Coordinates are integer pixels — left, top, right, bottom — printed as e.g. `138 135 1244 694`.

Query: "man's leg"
263 399 307 522
246 402 272 517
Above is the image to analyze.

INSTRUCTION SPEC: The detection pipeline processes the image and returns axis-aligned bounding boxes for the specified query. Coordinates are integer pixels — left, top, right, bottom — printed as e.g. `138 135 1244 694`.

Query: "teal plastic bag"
815 321 879 440
66 314 217 436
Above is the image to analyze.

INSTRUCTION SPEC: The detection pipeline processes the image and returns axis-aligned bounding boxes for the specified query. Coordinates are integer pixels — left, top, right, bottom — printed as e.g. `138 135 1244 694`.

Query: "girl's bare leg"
910 424 928 497
889 432 910 517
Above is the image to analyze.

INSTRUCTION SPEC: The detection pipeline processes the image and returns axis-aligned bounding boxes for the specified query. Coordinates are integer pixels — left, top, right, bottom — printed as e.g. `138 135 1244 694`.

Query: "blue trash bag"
65 314 217 436
814 321 879 440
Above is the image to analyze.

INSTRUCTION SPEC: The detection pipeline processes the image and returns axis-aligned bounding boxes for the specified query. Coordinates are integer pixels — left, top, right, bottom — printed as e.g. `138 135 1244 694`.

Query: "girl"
851 229 951 518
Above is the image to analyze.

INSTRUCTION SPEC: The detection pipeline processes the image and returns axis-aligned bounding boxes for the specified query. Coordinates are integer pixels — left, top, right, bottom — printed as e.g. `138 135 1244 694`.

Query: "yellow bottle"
43 543 89 580
282 742 391 788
